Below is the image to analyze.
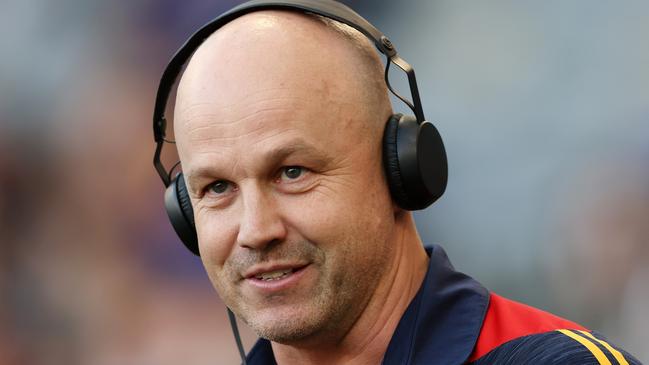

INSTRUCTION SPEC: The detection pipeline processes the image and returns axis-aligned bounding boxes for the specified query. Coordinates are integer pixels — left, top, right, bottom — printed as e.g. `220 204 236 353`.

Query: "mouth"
244 263 310 292
246 263 308 280
254 268 297 281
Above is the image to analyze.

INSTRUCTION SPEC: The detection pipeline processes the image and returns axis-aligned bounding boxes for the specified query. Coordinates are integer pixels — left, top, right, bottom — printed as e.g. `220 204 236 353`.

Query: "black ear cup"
382 114 448 210
164 173 200 255
383 114 412 208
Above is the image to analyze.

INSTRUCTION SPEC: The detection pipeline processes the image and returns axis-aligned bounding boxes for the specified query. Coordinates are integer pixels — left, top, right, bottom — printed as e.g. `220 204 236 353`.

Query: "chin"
242 304 330 344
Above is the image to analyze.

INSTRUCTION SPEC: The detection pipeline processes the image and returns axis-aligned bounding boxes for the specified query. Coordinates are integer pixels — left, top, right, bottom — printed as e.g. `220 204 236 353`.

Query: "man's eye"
208 180 231 194
282 166 304 180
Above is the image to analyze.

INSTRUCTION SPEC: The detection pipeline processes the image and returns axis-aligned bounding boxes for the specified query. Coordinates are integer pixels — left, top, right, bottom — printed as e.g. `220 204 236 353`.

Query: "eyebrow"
265 141 329 166
184 140 330 190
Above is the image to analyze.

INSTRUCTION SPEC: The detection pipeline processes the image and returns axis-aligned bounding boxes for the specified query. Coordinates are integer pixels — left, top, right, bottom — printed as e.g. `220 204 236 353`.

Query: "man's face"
174 12 396 343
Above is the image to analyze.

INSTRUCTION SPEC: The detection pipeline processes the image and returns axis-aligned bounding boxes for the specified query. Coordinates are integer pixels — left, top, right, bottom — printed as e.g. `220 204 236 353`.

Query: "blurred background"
1 0 647 363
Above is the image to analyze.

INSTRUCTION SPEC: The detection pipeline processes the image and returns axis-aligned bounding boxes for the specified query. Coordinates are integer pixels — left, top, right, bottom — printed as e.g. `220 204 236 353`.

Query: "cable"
227 308 248 365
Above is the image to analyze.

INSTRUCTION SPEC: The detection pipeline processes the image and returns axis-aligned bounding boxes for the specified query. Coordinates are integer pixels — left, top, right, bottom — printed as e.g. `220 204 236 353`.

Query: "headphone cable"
227 307 248 365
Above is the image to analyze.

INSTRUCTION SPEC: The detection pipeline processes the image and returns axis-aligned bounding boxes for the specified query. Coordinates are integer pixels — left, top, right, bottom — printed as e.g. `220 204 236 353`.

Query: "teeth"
255 269 293 281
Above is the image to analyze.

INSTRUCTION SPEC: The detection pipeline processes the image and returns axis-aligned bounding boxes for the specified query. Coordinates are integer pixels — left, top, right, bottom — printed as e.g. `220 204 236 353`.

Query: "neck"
272 212 429 365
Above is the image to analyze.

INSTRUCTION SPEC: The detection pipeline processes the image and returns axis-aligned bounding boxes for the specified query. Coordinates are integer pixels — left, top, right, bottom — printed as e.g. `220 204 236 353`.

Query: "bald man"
163 3 642 365
175 11 422 364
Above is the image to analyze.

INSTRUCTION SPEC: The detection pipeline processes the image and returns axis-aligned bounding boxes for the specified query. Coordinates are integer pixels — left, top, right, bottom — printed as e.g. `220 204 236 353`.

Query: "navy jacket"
245 245 642 364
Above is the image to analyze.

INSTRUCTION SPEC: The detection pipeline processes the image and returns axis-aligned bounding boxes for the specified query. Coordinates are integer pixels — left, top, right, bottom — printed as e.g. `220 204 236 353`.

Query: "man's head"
173 10 401 344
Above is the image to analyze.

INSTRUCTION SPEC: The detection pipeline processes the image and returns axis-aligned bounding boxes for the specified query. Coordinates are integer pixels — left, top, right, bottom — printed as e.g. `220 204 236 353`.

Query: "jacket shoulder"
467 293 642 364
468 329 642 365
469 292 588 361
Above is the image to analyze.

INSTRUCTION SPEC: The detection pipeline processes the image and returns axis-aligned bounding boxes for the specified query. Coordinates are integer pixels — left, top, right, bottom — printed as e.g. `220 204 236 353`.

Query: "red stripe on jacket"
468 293 588 362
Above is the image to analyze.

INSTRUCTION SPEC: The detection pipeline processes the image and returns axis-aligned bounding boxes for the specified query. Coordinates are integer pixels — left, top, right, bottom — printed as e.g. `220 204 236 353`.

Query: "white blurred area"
1 0 647 363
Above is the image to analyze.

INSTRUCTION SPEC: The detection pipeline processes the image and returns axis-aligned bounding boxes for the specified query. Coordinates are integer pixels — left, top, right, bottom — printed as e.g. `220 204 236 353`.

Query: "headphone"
153 0 448 257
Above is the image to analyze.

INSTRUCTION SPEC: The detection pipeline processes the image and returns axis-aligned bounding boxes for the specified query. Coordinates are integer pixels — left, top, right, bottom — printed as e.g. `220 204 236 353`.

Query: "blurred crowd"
1 0 647 364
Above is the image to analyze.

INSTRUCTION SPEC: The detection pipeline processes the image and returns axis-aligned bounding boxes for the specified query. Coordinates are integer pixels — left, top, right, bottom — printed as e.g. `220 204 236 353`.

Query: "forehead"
175 88 358 190
173 12 369 167
177 84 351 153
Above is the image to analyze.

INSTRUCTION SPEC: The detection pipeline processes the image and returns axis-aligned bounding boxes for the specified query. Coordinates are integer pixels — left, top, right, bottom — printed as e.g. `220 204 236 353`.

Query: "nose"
236 185 287 250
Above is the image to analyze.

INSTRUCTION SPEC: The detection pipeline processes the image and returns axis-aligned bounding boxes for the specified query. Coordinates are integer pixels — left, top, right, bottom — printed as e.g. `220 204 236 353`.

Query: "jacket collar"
246 244 489 365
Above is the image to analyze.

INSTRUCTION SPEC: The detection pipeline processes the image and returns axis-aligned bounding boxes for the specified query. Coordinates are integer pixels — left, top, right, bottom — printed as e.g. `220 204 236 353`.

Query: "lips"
244 263 307 280
255 268 294 281
243 263 310 293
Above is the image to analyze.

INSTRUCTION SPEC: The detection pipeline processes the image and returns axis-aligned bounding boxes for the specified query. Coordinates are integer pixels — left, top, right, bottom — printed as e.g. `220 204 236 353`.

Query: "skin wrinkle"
176 92 316 125
188 141 337 200
184 123 291 154
174 10 428 365
184 127 306 191
192 168 359 222
179 87 361 151
183 107 291 141
185 122 367 194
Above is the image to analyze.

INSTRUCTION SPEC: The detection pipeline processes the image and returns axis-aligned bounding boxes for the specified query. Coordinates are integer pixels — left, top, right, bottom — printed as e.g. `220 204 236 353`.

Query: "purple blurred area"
0 0 647 363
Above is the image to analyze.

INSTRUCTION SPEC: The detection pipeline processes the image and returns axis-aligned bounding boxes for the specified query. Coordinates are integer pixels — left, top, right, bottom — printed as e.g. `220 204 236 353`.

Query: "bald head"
174 10 392 146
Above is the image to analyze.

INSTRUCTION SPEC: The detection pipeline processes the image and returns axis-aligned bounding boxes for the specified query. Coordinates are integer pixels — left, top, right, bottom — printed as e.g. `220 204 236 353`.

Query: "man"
162 3 641 365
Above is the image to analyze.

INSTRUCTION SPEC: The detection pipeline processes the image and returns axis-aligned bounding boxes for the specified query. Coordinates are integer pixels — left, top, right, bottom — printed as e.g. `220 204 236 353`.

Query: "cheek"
282 181 393 249
195 208 238 267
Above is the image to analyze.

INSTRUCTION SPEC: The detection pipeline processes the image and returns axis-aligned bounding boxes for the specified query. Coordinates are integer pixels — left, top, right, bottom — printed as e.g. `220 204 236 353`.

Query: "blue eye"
282 166 304 180
209 180 230 194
